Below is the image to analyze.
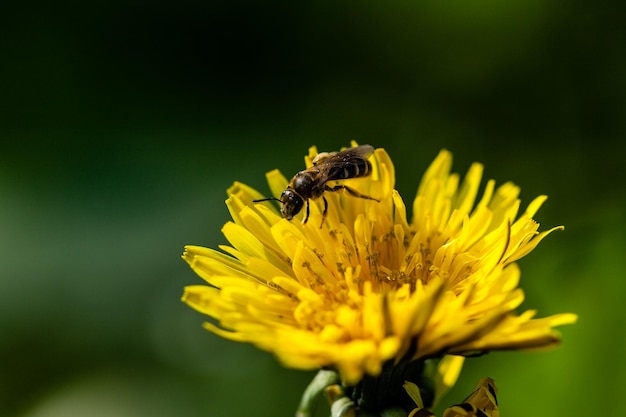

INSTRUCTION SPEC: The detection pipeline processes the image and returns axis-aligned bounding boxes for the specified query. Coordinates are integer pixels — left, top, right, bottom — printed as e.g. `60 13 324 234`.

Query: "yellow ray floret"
182 145 576 385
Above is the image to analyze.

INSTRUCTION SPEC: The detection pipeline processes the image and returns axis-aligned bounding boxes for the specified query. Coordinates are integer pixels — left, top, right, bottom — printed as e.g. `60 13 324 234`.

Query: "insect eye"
280 190 304 219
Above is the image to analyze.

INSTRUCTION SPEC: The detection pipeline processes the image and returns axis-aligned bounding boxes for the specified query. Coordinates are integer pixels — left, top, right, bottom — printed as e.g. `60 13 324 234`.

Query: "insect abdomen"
327 159 371 180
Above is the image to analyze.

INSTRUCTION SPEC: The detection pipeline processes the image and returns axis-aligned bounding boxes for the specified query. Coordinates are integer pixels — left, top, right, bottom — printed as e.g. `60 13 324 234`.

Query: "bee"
253 144 380 226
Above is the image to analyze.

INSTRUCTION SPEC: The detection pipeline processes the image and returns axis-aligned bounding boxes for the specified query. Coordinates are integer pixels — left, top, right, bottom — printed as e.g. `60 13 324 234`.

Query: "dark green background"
2 2 623 416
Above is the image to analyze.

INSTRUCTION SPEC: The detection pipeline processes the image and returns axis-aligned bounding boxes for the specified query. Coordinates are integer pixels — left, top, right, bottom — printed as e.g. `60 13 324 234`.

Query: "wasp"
253 144 379 226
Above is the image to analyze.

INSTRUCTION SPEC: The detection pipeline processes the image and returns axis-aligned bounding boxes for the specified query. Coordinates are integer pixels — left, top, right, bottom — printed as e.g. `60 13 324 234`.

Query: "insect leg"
302 199 310 224
319 196 329 229
324 185 380 202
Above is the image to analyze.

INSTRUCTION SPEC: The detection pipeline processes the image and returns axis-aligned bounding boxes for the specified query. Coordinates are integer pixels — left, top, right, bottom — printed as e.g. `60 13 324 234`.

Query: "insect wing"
319 144 375 181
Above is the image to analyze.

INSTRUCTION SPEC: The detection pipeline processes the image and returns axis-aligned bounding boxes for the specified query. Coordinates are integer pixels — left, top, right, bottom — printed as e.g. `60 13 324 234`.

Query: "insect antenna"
252 197 281 203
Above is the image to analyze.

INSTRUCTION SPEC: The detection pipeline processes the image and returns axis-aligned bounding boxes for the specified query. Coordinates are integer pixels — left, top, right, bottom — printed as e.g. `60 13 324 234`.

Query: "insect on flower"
253 144 380 226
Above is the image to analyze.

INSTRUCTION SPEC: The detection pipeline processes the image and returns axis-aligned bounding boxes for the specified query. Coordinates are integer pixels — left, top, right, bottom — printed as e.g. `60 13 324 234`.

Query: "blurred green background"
2 1 624 416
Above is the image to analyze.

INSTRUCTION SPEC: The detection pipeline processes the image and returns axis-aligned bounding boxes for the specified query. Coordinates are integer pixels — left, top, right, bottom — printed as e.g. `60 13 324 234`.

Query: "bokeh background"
2 1 624 416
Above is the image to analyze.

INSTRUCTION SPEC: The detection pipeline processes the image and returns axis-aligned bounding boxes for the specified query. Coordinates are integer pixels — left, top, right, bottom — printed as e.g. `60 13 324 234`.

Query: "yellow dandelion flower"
182 144 576 392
